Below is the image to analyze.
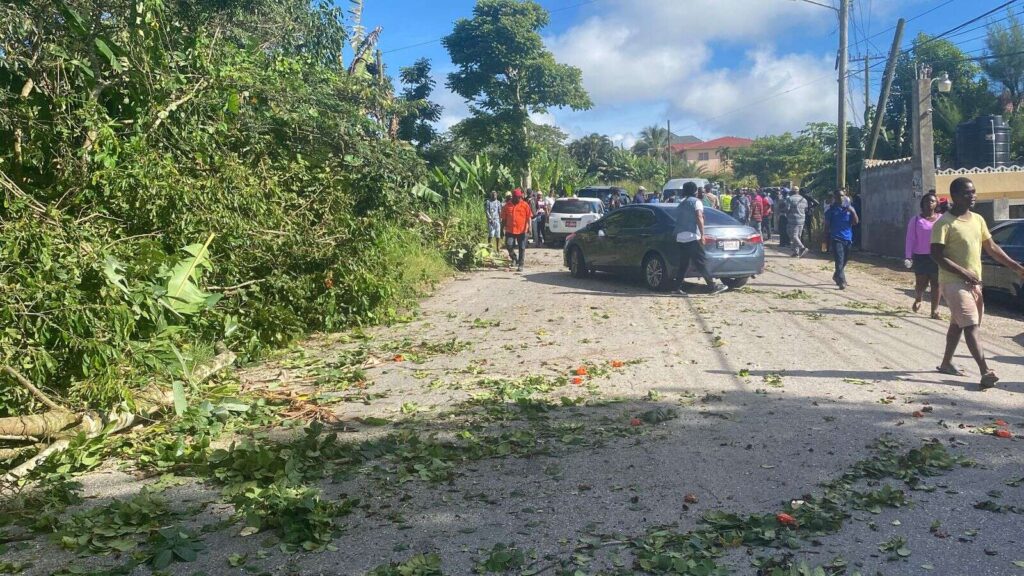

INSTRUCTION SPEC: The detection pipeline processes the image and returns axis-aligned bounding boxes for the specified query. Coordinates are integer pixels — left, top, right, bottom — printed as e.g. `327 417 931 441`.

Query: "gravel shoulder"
6 243 1023 576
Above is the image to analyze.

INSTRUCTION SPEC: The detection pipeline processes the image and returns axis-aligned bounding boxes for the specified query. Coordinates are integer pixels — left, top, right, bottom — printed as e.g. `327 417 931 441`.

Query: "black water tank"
955 115 1010 168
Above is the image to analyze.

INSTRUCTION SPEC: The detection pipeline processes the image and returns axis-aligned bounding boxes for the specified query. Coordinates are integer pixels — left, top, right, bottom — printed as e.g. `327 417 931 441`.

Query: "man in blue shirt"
673 182 727 295
823 190 859 289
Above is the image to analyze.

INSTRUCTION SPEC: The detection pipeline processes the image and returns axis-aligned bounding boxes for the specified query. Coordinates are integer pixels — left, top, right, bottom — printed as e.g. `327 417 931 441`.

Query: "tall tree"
568 133 615 176
632 125 670 158
442 0 592 185
397 58 442 150
983 10 1024 111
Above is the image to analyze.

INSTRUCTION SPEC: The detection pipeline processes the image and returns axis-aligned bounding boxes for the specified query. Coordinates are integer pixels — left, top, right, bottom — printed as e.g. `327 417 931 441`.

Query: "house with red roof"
670 136 754 174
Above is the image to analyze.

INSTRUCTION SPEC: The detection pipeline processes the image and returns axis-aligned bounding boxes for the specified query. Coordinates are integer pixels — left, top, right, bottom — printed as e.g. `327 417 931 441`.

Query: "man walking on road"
501 188 533 272
674 182 726 295
931 177 1024 390
823 190 858 289
786 188 809 257
485 191 503 253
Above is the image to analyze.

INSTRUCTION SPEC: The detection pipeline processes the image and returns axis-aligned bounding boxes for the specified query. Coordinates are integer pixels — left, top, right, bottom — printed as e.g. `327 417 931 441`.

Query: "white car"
546 197 605 245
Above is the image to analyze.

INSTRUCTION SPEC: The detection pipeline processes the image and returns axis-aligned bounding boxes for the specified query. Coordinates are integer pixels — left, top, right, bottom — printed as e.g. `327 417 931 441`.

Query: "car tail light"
702 235 717 246
746 234 763 244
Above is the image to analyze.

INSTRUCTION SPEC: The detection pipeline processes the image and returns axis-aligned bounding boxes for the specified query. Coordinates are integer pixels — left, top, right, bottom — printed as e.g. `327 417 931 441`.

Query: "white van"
546 197 605 245
662 178 710 201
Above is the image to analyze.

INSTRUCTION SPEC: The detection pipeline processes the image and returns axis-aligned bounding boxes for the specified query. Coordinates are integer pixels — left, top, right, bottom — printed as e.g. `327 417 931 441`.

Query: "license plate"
722 240 740 251
565 220 578 228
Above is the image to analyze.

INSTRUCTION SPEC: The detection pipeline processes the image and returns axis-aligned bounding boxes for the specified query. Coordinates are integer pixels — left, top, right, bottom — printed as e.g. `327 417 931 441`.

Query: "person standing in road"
485 191 503 253
777 189 791 248
823 190 858 289
720 188 733 214
673 181 727 295
786 188 809 257
931 177 1024 390
732 188 750 224
532 190 548 246
904 192 942 319
749 190 765 235
703 183 719 209
634 186 647 204
501 188 533 272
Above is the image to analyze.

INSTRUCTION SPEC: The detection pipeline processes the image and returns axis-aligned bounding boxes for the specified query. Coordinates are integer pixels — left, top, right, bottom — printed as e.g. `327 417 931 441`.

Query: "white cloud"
544 0 857 137
610 133 638 149
432 75 470 132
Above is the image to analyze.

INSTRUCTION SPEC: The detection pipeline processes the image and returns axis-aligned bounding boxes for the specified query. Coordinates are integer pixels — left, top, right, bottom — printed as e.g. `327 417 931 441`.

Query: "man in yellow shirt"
931 177 1024 390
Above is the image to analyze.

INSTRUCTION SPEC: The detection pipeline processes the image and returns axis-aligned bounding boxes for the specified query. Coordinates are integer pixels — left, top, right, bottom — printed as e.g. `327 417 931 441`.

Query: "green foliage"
443 0 591 178
0 0 477 413
60 490 173 555
398 58 443 149
147 527 204 570
474 543 528 573
229 482 354 550
367 554 444 576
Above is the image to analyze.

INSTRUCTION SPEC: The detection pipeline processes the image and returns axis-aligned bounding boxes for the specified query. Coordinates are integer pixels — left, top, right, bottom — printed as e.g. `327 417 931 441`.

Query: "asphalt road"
7 243 1023 575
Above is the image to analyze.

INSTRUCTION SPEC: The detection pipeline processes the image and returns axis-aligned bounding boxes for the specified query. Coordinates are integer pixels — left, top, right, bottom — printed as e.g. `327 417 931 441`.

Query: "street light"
935 72 953 94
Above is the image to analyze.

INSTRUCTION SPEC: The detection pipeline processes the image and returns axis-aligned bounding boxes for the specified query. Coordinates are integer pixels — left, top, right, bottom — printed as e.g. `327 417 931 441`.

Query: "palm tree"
633 125 670 158
674 159 709 178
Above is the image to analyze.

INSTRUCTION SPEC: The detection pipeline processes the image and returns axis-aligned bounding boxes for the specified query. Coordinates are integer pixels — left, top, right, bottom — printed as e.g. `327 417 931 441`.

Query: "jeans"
788 224 805 254
533 214 546 244
831 238 851 286
506 233 527 268
779 216 789 246
676 241 713 288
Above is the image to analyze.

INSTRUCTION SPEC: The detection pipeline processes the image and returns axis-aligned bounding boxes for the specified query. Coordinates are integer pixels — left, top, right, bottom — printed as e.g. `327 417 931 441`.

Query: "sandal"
980 371 1000 390
912 300 922 313
936 364 966 376
930 312 942 320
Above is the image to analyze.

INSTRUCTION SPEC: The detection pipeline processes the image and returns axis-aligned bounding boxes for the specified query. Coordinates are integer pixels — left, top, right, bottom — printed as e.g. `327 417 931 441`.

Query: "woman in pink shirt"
904 192 941 318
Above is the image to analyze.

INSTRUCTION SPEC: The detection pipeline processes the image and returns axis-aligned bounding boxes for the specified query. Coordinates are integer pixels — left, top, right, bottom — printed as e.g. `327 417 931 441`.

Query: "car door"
587 211 627 269
982 223 1022 296
616 208 659 272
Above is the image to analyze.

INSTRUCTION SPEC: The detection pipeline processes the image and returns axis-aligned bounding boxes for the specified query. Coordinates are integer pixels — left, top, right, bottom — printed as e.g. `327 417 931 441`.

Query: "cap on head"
513 189 523 198
638 186 646 191
505 191 512 198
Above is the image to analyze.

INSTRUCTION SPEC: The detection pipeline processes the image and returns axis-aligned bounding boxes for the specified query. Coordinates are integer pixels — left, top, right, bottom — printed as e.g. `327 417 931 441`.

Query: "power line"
911 0 1020 53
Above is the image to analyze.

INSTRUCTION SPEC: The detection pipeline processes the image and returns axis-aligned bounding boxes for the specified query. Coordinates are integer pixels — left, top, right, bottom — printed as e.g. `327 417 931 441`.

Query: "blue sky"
360 0 1010 146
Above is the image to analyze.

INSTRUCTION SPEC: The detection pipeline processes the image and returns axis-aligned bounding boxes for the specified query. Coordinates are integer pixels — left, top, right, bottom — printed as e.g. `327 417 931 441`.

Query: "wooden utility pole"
868 18 905 160
864 54 871 127
837 0 849 192
667 119 673 180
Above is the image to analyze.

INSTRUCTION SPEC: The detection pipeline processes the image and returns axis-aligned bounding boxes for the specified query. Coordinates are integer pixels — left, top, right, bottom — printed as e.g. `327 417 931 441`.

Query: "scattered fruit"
684 493 698 504
994 419 1008 427
575 366 588 376
994 429 1013 439
629 417 642 427
571 376 584 386
776 512 797 526
393 354 405 362
611 360 624 368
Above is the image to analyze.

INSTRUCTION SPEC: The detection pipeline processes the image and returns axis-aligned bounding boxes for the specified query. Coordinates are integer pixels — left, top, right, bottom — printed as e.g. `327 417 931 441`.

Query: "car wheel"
569 247 589 278
723 276 750 289
642 253 668 291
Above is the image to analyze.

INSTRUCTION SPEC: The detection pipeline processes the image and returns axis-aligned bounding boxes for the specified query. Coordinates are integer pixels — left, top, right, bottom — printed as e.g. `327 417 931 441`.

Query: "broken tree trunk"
1 349 237 482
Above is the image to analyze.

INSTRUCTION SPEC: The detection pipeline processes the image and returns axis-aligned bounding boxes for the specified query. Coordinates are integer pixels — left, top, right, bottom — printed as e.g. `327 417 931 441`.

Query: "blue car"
563 204 765 290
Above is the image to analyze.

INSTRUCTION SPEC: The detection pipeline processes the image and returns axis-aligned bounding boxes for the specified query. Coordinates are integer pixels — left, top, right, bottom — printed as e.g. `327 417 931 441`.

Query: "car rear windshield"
664 206 740 226
552 200 600 214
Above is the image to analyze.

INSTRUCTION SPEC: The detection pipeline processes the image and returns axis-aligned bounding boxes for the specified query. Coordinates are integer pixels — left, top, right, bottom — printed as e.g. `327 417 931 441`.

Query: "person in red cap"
501 188 533 271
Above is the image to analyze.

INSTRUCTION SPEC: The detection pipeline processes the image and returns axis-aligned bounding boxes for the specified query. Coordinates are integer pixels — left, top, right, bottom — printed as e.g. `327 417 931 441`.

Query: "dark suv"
577 186 630 209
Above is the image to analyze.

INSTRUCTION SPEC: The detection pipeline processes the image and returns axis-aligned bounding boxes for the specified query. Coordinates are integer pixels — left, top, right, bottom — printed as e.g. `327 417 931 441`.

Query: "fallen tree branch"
1 349 237 482
1 366 65 412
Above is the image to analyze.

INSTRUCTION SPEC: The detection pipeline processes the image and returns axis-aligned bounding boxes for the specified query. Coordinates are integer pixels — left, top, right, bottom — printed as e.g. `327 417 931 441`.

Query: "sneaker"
799 247 808 258
709 283 729 295
675 287 691 297
517 265 524 272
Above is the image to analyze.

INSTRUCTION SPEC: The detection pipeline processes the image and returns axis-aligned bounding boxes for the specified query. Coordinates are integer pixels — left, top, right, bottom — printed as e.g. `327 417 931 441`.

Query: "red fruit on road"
393 354 405 362
611 360 624 368
575 366 589 376
776 513 798 526
572 376 584 386
994 419 1008 427
994 429 1013 439
630 418 642 427
684 493 698 504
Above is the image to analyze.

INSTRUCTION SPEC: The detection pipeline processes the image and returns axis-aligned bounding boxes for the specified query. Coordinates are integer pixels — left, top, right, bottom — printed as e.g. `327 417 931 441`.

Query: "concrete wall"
860 159 916 259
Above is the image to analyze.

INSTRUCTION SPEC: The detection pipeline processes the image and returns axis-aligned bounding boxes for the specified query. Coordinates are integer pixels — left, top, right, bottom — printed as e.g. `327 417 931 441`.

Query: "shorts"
911 254 938 276
941 282 983 328
488 220 500 238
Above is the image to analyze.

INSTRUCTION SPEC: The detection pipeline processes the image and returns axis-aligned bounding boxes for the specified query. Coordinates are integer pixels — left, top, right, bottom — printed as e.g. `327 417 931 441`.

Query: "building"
670 136 754 174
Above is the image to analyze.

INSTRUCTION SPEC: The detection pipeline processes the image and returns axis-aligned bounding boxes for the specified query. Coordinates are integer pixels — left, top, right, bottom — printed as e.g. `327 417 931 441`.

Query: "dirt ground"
6 243 1024 575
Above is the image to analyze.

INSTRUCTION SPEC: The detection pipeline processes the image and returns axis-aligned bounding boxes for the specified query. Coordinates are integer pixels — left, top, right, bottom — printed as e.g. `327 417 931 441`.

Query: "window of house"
698 152 710 161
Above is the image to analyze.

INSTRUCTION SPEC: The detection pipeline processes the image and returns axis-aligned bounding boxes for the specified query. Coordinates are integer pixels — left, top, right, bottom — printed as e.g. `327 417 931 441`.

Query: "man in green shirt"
931 177 1024 390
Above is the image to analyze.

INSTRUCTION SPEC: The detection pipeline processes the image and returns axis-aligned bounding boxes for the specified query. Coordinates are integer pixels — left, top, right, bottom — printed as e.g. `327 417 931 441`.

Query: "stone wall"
860 158 916 258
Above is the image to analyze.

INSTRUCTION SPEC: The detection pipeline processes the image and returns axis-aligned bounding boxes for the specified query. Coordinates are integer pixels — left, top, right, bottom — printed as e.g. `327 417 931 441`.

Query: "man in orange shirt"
501 188 533 272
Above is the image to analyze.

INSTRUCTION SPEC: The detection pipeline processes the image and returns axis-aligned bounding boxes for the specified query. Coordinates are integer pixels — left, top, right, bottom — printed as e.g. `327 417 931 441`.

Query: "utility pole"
837 0 849 192
868 18 905 159
864 54 871 127
667 119 673 180
911 66 938 198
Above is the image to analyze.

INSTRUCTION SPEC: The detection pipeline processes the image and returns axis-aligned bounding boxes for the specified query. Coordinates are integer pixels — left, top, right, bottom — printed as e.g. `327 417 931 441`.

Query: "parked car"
563 204 765 291
577 186 630 209
982 219 1024 308
546 197 605 246
662 178 710 202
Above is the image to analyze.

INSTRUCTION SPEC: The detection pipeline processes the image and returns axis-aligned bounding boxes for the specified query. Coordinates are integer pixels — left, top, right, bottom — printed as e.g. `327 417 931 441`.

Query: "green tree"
568 134 615 176
632 125 670 158
730 132 821 187
442 0 592 185
397 58 442 150
983 10 1024 111
885 33 997 162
